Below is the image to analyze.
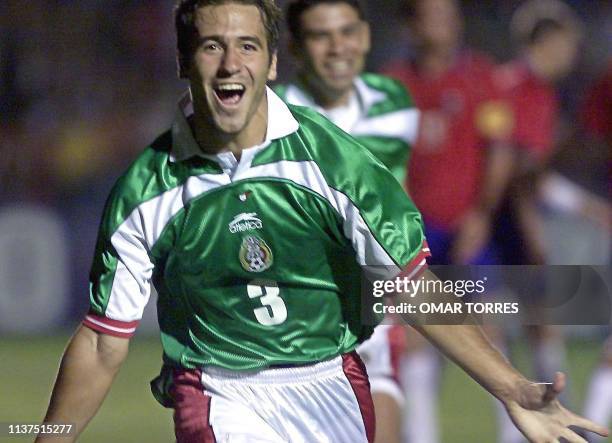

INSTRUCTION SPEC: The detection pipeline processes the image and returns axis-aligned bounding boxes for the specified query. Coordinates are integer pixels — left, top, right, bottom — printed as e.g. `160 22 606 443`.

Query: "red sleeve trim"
82 312 139 338
399 240 430 281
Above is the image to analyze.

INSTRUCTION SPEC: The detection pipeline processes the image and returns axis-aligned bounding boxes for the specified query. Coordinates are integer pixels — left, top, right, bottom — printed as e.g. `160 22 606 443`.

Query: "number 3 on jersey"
247 280 287 326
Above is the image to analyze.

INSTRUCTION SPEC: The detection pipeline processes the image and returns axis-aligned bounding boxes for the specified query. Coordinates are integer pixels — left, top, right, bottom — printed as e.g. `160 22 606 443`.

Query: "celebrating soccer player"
37 1 609 442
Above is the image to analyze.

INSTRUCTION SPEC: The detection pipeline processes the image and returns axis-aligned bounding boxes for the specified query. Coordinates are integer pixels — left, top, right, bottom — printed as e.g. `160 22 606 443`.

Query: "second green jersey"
275 73 419 183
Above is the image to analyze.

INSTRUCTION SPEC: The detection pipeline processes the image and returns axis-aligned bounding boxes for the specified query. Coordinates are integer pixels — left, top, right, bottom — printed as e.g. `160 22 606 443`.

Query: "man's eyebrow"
341 22 361 32
303 21 362 36
238 36 263 46
197 35 221 43
196 35 263 45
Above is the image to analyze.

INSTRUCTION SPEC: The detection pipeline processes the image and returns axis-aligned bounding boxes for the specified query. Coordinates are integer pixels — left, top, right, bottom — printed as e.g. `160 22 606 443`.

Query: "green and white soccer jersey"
83 88 429 371
275 73 419 183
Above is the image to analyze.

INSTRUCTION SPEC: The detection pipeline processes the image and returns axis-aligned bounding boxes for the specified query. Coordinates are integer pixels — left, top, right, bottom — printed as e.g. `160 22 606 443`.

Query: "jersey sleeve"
83 186 155 338
300 110 430 281
339 149 430 282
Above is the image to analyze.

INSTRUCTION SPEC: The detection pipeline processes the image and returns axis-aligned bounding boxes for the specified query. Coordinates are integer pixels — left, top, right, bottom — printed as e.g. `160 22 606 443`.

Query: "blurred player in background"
542 62 611 442
277 1 418 441
493 3 583 441
277 0 418 183
584 336 612 443
495 0 583 265
381 0 515 441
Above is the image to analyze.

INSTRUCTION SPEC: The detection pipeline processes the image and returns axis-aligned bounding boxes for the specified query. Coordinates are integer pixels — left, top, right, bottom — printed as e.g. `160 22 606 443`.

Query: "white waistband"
201 356 344 385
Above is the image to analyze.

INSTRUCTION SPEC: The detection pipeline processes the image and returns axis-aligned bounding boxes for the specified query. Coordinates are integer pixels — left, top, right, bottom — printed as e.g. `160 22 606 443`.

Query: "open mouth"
326 61 352 77
214 83 245 106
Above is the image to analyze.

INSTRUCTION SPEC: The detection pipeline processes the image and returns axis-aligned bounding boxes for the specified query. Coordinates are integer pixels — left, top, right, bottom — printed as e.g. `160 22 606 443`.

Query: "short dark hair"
286 0 366 42
400 0 459 21
510 0 582 48
528 18 564 44
174 0 282 77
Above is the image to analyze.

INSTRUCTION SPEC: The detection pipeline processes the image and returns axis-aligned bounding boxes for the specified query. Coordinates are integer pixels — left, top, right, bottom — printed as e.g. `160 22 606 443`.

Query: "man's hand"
399 271 609 443
504 372 609 443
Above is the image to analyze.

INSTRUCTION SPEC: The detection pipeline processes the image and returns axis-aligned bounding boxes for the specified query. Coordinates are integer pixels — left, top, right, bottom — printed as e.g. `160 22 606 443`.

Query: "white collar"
353 76 387 113
170 86 299 163
283 75 387 118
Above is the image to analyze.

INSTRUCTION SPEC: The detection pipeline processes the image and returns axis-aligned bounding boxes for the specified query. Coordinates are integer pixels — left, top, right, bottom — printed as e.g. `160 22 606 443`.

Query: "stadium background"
0 0 610 441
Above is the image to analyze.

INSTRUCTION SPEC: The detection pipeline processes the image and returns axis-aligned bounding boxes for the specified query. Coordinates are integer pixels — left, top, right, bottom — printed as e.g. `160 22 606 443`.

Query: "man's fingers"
560 427 588 443
569 413 610 437
543 371 566 403
553 371 566 393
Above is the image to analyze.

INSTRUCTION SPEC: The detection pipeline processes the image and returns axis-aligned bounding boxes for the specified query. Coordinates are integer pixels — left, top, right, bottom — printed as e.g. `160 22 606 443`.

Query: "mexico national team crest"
239 235 273 273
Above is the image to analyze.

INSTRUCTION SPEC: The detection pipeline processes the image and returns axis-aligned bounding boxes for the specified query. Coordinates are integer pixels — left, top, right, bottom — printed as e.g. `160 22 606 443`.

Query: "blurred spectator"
494 0 583 265
379 1 515 442
382 0 514 267
537 61 610 265
492 2 584 442
542 62 610 442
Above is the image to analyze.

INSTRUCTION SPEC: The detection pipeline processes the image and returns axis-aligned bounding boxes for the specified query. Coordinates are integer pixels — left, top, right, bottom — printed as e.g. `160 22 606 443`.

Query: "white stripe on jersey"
350 108 420 145
243 160 401 279
104 173 229 323
105 157 412 323
84 315 138 334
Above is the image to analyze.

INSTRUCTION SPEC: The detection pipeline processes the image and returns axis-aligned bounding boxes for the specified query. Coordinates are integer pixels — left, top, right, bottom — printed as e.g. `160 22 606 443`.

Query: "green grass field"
1 335 609 442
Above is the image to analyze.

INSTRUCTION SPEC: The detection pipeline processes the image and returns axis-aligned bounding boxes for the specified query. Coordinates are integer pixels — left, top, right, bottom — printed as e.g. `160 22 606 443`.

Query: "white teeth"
329 61 350 70
217 84 245 91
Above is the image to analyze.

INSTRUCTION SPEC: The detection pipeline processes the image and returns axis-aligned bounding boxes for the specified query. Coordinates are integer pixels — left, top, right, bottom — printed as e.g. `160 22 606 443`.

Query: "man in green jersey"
37 1 608 442
276 2 418 441
276 0 417 185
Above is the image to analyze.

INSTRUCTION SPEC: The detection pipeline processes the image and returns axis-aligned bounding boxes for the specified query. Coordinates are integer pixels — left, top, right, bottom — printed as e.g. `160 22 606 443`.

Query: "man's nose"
328 34 346 54
219 47 241 76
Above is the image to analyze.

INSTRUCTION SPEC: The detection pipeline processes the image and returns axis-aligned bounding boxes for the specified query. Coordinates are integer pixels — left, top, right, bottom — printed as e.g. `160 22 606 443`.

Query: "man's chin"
328 75 354 86
212 117 245 136
322 81 354 99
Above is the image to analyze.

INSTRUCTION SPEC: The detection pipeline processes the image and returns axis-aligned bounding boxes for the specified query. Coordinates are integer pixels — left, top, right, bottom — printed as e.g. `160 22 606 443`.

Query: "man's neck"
416 44 457 77
298 73 355 110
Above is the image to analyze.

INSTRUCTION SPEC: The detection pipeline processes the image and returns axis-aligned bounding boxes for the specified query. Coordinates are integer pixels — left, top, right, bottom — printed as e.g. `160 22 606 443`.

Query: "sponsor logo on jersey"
239 236 273 273
229 212 263 233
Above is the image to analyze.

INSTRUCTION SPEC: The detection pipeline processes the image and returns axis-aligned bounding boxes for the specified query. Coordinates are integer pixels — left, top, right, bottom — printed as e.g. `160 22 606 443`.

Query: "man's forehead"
194 3 265 35
300 3 361 29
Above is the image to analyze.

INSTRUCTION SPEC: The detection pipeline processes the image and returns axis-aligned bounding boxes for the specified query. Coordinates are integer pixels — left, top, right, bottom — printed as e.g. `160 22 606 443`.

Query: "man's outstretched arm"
35 326 129 443
406 269 609 443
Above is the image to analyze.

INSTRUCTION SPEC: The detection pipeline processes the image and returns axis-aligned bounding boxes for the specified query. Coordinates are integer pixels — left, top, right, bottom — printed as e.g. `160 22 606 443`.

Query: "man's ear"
267 52 278 81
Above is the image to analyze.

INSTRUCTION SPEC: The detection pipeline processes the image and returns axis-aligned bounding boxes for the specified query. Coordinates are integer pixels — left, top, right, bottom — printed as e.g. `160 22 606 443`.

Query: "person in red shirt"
382 0 514 268
379 1 514 442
